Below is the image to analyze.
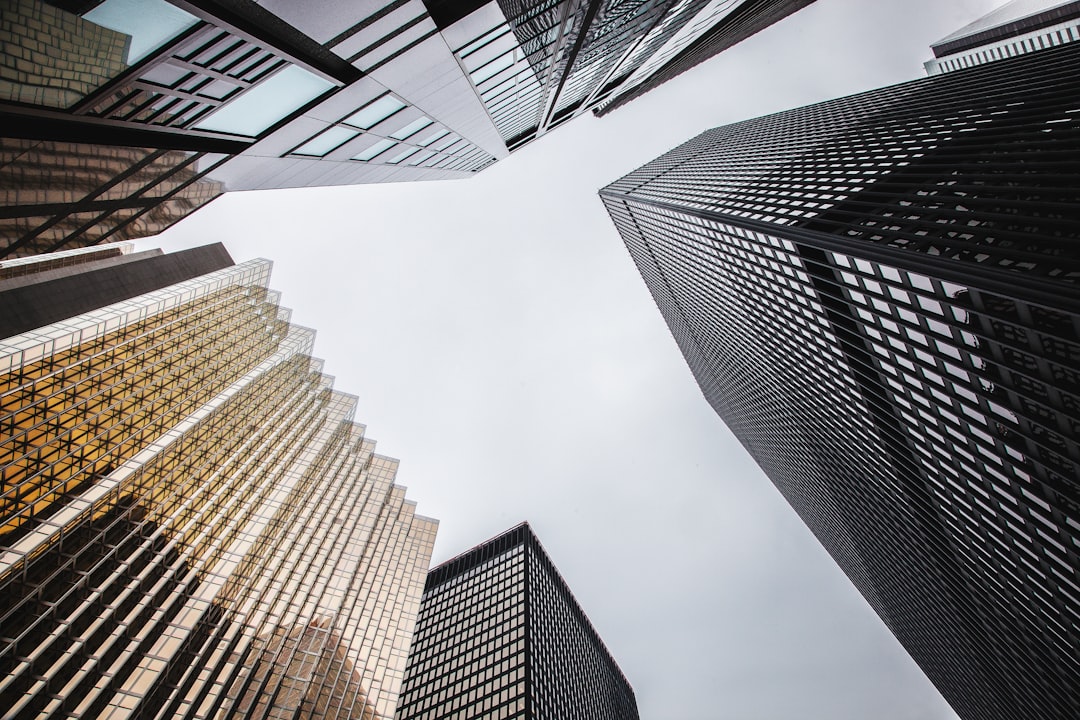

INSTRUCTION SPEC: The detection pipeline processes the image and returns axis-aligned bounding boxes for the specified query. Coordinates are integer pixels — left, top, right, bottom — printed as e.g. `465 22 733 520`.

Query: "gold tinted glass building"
0 242 437 719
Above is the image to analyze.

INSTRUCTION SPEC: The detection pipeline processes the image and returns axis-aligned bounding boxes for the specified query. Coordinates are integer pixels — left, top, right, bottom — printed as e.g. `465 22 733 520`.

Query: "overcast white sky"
139 1 1005 717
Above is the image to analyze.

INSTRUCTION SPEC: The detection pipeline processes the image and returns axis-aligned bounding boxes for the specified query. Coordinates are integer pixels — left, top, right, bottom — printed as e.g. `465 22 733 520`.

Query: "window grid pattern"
288 92 494 173
600 40 1080 720
0 257 436 720
1 138 225 260
1 0 115 106
0 242 132 280
396 543 526 720
2 0 499 258
526 534 639 720
597 0 741 106
603 192 1080 719
396 524 638 720
456 0 746 147
456 20 545 146
75 25 289 132
594 0 817 116
605 41 1080 283
548 0 679 120
331 0 437 73
927 20 1080 75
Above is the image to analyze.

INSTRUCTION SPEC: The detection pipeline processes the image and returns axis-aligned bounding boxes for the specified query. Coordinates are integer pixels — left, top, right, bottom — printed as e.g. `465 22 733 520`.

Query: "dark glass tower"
1 0 816 258
394 523 639 720
600 32 1080 720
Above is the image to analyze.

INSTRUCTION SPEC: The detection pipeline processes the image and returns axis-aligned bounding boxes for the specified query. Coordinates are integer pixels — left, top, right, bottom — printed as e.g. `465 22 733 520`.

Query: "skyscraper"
600 23 1080 720
1 0 816 258
394 523 639 720
593 0 815 116
924 0 1080 75
0 242 437 719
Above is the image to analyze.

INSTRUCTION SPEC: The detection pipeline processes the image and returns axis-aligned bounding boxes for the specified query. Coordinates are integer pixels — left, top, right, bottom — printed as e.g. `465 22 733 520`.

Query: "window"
84 0 199 63
343 95 407 130
418 129 451 147
391 117 434 141
387 147 420 164
291 127 358 157
1 0 199 108
353 139 397 161
194 65 334 137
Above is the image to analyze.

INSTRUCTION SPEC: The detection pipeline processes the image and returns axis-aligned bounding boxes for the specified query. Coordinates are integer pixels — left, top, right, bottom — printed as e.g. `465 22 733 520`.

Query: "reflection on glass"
391 117 433 141
342 95 407 130
194 66 334 137
1 0 197 109
84 0 199 63
471 53 514 84
352 139 396 161
291 127 358 156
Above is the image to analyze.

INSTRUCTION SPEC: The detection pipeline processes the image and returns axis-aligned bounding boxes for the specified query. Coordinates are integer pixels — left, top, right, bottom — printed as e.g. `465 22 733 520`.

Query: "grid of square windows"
0 257 436 719
396 525 639 720
600 40 1080 719
282 91 494 173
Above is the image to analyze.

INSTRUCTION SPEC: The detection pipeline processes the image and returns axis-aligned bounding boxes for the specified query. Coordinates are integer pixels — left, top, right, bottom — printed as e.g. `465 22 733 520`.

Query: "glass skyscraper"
600 19 1080 720
1 0 816 258
0 242 437 719
592 0 815 117
394 523 638 720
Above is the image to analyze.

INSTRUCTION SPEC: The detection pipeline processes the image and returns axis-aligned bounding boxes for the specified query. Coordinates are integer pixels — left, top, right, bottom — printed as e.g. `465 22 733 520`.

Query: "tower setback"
0 242 437 719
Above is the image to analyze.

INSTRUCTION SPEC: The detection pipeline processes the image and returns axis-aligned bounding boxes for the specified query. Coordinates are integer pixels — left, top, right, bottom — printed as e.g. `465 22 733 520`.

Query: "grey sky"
139 1 1004 717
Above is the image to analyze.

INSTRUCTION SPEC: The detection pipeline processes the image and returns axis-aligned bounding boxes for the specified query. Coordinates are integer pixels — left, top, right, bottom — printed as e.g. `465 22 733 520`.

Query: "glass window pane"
432 135 459 152
471 53 514 84
291 126 358 156
408 151 436 166
0 0 198 109
418 129 450 147
84 0 199 63
353 139 397 161
387 147 420 164
342 95 407 130
390 117 433 141
194 65 334 137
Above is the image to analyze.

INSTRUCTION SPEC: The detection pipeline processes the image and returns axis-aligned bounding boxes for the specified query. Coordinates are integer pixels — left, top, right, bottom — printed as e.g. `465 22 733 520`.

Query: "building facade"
0 242 437 719
593 0 814 116
1 0 816 258
924 0 1080 75
394 523 638 720
600 29 1080 720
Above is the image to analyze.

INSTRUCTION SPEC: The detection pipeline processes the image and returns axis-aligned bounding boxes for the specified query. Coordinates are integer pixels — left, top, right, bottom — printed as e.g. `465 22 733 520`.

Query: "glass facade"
437 0 815 149
395 523 638 720
2 0 816 258
593 0 816 116
600 37 1080 720
0 137 224 258
0 244 437 719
